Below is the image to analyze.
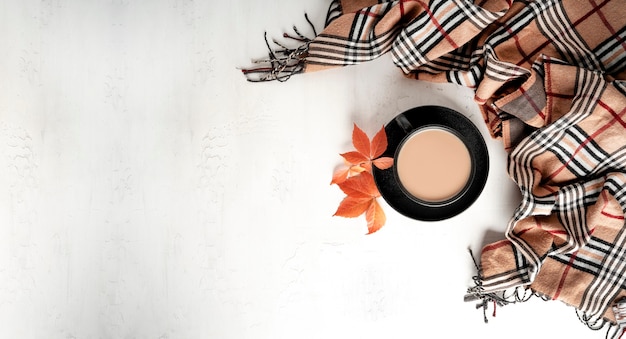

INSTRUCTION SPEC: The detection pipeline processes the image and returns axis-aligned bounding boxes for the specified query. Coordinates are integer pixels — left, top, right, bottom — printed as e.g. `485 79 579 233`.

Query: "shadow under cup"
372 106 489 221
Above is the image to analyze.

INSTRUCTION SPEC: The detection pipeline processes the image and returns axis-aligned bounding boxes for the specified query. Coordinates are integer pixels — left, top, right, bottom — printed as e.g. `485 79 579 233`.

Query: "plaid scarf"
245 0 626 333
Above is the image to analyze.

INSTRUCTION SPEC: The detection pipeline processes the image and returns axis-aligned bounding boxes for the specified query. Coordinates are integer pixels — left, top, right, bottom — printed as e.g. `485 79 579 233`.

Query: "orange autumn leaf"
330 163 365 185
341 124 393 171
334 196 372 218
352 123 371 159
330 166 350 185
370 126 388 159
331 123 392 234
333 172 386 234
373 156 394 170
337 171 379 199
340 151 369 164
366 199 386 234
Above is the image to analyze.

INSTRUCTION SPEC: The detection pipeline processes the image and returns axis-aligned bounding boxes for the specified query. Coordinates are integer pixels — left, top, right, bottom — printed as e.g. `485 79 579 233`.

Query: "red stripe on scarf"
519 86 546 120
516 0 612 67
601 190 626 220
588 0 626 53
415 0 459 49
482 239 511 253
542 104 626 184
553 250 579 300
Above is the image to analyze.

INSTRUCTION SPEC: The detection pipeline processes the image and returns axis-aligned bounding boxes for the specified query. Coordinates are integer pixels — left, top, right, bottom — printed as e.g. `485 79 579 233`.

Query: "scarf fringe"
466 248 622 337
241 0 342 82
464 248 537 323
465 281 539 324
575 308 611 332
241 29 310 82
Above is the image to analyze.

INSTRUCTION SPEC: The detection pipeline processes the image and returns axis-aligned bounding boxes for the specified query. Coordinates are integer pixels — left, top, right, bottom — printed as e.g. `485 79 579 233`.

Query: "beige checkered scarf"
245 0 626 334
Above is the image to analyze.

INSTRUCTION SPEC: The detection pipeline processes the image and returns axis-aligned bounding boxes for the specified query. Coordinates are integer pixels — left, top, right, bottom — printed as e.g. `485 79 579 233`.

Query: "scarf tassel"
464 248 534 324
241 0 343 82
466 248 625 338
241 13 319 82
241 31 308 82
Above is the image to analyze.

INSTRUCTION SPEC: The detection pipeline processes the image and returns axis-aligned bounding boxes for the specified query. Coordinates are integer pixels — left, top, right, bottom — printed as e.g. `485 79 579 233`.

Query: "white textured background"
0 0 610 338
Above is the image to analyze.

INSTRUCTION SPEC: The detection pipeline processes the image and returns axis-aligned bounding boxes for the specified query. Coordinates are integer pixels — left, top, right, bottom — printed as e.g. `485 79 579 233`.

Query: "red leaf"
350 166 366 175
352 124 371 159
330 166 350 185
340 151 369 165
331 165 366 185
361 161 373 173
337 183 372 200
370 125 388 159
366 199 386 234
373 157 394 170
333 123 391 234
334 196 373 218
337 171 379 198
